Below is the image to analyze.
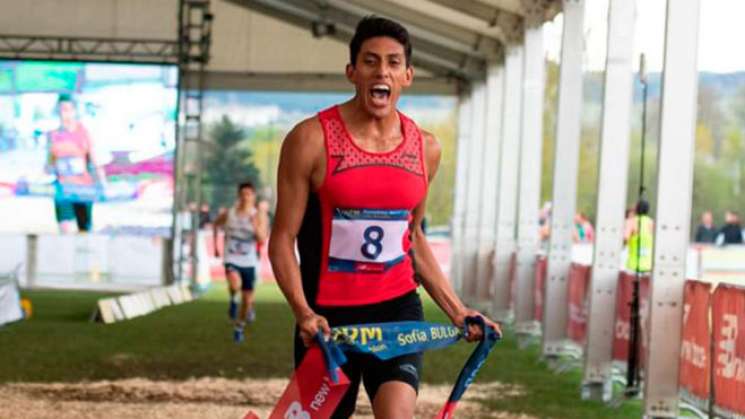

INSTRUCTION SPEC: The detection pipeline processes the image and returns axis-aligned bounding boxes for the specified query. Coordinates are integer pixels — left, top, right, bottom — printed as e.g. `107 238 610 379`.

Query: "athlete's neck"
337 99 403 154
62 120 78 132
236 201 253 213
338 98 400 141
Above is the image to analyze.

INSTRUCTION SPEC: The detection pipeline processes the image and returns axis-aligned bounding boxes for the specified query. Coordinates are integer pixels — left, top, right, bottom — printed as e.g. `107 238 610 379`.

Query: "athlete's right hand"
297 311 331 347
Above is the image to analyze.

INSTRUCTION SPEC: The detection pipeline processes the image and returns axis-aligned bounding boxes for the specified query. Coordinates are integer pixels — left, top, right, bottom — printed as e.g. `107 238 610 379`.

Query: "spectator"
573 212 595 243
717 210 744 245
199 203 212 229
538 201 552 242
625 200 654 273
694 211 717 243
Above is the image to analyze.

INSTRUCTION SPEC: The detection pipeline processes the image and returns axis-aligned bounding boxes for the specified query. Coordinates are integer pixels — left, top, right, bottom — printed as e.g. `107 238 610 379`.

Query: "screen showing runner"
0 60 178 235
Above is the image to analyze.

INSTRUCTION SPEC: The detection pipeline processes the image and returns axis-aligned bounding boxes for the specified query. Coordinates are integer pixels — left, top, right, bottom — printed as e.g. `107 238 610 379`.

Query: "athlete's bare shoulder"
281 115 324 162
279 115 326 185
419 130 441 155
419 129 442 180
283 116 324 154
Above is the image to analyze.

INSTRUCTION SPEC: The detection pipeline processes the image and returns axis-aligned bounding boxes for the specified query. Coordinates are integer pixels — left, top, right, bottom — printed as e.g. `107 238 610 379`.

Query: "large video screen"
0 61 178 235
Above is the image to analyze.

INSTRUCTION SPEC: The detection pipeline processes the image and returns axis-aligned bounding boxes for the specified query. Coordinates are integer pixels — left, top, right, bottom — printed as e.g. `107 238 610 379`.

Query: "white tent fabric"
0 278 23 326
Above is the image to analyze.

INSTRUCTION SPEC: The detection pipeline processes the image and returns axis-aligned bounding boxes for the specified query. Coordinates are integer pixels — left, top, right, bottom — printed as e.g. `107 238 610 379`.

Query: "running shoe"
233 325 245 343
247 308 256 324
228 300 237 321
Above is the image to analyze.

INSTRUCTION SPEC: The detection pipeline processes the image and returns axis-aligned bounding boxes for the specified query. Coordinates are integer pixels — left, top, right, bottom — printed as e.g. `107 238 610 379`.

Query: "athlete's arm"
212 210 228 257
252 206 270 244
269 119 330 346
411 131 501 341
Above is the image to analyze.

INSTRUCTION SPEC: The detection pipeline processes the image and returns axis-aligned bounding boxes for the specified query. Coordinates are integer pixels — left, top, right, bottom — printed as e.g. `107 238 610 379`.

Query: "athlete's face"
346 36 413 118
238 187 255 206
58 101 76 126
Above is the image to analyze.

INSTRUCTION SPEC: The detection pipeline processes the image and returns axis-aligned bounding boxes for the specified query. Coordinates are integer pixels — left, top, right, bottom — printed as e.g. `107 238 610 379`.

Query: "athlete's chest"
228 211 253 232
315 106 426 209
347 132 404 153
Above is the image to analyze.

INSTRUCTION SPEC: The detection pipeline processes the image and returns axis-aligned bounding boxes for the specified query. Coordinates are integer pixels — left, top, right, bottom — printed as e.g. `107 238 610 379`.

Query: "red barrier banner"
678 280 711 404
259 239 274 282
612 271 651 364
205 231 226 279
268 346 350 419
567 263 591 345
712 284 745 417
533 256 547 322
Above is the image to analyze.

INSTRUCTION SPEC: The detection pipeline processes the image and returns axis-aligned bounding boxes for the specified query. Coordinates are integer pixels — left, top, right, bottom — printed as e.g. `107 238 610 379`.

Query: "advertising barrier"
612 271 650 365
678 280 711 409
712 284 745 417
567 263 591 345
533 255 547 322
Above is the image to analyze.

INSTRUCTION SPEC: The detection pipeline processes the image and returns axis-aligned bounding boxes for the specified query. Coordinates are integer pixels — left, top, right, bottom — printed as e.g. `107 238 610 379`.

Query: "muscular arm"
410 133 465 322
411 132 500 338
268 119 325 325
253 210 270 244
212 211 227 256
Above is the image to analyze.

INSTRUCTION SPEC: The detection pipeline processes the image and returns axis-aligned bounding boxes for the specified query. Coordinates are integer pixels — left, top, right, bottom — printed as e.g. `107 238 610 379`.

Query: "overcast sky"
544 0 745 73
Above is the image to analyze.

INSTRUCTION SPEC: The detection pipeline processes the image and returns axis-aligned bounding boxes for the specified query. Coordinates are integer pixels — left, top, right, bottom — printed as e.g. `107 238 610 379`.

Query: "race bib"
56 156 87 177
227 234 253 256
328 208 409 273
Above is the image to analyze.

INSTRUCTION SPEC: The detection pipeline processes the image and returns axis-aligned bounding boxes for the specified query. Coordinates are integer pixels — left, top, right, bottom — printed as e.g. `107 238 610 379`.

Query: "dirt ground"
0 377 535 419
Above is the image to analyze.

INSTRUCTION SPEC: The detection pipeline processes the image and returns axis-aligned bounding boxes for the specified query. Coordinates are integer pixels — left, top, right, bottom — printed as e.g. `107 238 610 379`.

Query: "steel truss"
0 34 179 63
174 0 213 286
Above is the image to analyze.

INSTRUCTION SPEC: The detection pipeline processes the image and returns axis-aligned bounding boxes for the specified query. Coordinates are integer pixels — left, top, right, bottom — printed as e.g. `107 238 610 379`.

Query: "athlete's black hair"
57 93 74 105
636 200 650 216
238 181 255 192
349 16 412 67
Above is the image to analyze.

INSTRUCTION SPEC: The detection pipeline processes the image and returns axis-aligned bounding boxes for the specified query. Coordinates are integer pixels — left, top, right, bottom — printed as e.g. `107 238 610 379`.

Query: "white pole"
644 0 701 416
582 0 636 402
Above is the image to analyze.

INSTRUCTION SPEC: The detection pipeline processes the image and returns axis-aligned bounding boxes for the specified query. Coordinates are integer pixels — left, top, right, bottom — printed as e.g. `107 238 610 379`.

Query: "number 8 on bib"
328 208 409 274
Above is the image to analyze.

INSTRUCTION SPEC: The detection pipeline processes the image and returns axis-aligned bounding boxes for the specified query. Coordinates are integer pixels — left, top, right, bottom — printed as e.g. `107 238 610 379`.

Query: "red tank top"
314 105 427 306
49 125 93 185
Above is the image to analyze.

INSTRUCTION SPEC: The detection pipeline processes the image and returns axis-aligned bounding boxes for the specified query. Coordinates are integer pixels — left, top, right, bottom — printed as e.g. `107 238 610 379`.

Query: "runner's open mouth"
369 84 391 103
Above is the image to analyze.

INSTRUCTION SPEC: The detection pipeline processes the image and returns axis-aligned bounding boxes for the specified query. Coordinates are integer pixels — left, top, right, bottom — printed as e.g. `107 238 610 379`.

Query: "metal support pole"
475 61 506 309
644 0 701 416
491 45 524 321
542 0 585 357
514 21 545 337
582 0 636 402
462 82 487 305
626 54 648 396
173 0 212 286
451 90 474 296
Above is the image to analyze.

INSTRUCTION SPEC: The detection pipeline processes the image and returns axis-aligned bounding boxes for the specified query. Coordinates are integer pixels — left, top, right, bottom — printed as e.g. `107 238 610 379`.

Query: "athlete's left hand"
453 309 502 342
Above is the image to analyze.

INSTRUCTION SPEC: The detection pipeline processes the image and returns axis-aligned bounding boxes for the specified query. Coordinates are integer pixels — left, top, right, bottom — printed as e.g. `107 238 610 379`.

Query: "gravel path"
0 377 535 419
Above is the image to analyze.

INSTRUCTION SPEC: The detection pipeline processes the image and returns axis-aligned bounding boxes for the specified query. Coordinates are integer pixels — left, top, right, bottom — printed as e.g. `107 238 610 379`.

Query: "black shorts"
54 200 92 231
224 264 256 291
294 290 423 419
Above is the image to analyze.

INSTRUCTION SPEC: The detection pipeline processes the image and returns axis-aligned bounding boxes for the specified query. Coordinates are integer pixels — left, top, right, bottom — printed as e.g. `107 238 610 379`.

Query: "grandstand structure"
1 1 726 418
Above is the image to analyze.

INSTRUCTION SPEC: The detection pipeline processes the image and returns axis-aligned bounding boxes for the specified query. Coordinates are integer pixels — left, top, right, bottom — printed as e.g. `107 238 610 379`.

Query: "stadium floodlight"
311 20 336 38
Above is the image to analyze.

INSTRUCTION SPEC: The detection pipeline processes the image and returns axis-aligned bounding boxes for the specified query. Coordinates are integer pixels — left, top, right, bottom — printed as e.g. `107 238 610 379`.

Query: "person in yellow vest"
624 200 654 273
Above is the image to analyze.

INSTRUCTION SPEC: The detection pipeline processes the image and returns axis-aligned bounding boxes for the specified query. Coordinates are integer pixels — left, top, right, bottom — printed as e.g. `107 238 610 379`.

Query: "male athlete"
269 17 501 418
214 182 268 342
48 94 106 233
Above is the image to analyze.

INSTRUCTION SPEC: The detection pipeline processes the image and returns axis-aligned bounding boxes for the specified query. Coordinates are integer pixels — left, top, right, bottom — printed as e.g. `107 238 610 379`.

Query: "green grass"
0 284 642 418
